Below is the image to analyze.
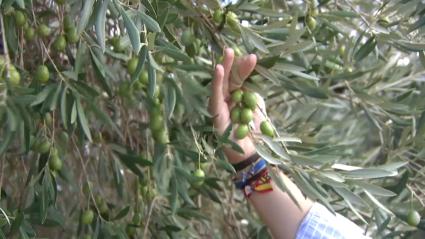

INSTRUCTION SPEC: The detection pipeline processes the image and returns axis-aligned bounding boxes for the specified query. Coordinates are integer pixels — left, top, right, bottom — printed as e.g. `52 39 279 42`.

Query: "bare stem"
143 196 159 238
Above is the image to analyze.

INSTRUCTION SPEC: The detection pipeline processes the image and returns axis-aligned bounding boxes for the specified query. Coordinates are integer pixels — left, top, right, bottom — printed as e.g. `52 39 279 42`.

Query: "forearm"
248 170 313 238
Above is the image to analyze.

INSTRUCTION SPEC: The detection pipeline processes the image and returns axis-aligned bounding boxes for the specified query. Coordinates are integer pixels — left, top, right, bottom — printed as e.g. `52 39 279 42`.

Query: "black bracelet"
232 153 260 171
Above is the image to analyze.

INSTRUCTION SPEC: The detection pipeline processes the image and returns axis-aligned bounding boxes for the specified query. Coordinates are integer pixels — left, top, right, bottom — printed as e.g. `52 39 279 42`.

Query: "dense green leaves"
77 0 95 34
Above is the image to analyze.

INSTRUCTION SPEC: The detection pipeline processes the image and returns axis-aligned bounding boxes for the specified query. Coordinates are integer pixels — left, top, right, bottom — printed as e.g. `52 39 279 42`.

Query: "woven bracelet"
243 167 273 198
233 159 267 189
231 153 260 171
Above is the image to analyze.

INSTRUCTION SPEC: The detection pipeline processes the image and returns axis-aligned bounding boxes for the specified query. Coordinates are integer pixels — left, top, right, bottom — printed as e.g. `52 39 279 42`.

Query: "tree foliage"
0 0 424 238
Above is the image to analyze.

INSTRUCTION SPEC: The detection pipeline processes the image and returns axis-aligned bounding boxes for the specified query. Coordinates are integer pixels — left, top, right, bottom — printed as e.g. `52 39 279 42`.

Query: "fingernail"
225 48 234 56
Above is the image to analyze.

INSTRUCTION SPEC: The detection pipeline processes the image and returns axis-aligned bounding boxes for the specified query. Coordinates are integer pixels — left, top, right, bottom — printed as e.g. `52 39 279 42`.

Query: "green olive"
118 82 131 97
153 129 168 144
231 89 243 103
14 11 26 27
49 154 63 171
213 9 224 24
407 209 421 227
127 57 138 75
240 108 253 124
81 209 94 225
377 16 390 27
194 168 205 179
0 64 20 86
59 131 69 145
44 113 53 125
37 140 51 154
227 11 239 32
6 66 21 86
111 36 125 52
338 45 346 57
181 30 193 46
139 71 149 85
307 16 317 30
192 168 205 187
37 24 51 37
95 196 108 214
230 107 241 123
24 27 35 41
126 225 136 236
132 214 142 224
82 181 92 196
185 42 199 57
66 27 79 44
149 113 164 131
235 124 249 139
99 201 108 214
53 35 67 52
234 47 243 57
35 65 50 83
55 0 65 5
133 80 144 90
63 16 73 32
260 121 274 137
242 92 257 109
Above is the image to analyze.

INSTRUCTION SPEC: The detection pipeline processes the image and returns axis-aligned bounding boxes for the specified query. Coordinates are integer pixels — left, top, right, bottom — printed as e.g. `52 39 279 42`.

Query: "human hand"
209 48 267 164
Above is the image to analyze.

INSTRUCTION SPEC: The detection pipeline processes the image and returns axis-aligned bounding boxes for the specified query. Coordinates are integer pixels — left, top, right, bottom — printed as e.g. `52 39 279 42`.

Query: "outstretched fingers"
222 48 235 98
210 64 230 134
229 54 257 91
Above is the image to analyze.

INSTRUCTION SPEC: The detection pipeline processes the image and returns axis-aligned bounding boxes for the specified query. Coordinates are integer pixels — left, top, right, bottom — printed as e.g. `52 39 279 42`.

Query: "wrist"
224 145 256 164
232 153 260 171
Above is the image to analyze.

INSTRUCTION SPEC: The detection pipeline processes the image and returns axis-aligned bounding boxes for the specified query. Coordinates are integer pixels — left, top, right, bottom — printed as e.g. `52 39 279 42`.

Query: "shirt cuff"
295 202 371 239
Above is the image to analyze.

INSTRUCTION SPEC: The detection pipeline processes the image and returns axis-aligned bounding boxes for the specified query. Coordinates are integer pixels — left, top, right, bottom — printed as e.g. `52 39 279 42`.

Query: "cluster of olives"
7 7 83 87
31 137 63 172
181 29 201 57
124 57 168 144
127 57 149 90
51 16 78 51
16 7 79 48
230 90 274 139
212 9 240 32
149 104 168 145
118 57 150 102
306 1 318 30
63 16 80 44
94 195 109 216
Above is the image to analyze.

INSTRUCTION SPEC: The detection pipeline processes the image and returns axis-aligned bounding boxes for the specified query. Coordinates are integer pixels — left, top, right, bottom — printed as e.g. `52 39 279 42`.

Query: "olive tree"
0 0 424 238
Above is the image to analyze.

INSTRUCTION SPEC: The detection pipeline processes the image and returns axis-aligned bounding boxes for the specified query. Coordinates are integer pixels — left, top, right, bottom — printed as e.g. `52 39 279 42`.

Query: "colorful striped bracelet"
233 159 267 189
242 167 273 198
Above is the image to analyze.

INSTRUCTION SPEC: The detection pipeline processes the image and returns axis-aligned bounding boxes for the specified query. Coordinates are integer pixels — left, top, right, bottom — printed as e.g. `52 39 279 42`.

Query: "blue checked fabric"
296 203 371 239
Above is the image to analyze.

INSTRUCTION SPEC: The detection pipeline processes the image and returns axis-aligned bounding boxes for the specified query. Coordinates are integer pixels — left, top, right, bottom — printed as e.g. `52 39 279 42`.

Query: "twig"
0 13 11 69
342 0 373 32
72 137 107 221
143 196 159 238
0 155 4 201
39 41 68 82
